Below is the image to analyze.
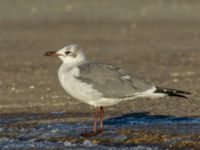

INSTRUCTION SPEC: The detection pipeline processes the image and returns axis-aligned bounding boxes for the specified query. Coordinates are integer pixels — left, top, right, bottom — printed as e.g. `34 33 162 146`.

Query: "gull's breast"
58 66 103 106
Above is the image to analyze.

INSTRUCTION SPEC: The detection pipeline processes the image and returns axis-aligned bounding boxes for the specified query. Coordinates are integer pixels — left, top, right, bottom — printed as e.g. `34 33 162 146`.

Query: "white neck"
61 59 85 70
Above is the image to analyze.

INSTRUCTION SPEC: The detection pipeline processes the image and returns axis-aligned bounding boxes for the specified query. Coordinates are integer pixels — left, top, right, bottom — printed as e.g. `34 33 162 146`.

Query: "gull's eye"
65 51 71 55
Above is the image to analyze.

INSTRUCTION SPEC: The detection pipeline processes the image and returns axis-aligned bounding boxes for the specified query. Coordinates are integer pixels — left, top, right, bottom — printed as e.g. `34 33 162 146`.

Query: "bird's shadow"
104 112 200 126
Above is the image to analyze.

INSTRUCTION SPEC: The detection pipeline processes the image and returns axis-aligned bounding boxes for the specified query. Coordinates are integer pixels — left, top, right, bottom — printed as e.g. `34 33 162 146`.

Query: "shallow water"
0 112 199 150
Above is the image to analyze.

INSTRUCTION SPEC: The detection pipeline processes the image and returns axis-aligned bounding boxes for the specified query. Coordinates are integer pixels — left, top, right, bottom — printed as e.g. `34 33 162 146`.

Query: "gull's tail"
154 87 191 98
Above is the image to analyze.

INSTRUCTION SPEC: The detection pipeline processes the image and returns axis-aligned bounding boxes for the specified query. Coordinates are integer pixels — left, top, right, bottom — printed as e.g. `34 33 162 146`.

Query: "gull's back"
76 62 154 99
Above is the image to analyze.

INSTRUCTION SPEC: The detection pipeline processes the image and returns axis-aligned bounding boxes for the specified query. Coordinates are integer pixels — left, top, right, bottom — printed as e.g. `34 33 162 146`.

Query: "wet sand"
0 113 199 149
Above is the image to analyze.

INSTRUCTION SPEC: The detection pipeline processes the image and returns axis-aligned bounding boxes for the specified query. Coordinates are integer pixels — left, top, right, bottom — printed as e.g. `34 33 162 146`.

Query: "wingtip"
185 91 191 95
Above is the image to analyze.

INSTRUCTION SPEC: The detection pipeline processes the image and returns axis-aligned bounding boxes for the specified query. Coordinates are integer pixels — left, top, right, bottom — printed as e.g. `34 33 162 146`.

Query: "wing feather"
76 62 153 98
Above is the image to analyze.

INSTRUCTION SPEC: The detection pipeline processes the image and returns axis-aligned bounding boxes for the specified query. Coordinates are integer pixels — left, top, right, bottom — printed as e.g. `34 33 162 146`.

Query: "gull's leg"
96 106 104 133
100 107 104 131
80 107 100 137
92 107 99 133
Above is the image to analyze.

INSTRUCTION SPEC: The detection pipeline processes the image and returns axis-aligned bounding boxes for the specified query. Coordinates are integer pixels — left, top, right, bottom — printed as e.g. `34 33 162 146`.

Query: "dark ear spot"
71 52 77 57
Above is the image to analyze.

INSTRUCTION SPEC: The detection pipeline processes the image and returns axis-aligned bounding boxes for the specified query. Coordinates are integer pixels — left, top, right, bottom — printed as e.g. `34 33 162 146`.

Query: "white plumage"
55 45 167 107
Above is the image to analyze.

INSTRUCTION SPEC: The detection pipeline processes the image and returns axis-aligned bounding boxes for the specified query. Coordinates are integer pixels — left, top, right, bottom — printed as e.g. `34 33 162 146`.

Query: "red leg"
80 107 100 137
97 107 104 133
93 107 99 133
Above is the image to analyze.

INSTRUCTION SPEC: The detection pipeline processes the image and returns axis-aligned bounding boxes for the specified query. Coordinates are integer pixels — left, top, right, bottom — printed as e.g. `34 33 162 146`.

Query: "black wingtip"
167 93 188 99
155 87 191 98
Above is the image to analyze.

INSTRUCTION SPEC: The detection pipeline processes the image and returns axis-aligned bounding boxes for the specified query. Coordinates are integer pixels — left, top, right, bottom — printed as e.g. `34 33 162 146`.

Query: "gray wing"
76 62 154 98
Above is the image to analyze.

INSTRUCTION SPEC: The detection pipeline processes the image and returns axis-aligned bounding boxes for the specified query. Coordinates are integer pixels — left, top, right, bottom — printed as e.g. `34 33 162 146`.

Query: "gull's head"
45 44 86 65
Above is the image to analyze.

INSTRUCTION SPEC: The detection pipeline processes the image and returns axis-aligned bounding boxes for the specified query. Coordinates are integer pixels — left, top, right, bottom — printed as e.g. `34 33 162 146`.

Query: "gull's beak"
44 51 59 57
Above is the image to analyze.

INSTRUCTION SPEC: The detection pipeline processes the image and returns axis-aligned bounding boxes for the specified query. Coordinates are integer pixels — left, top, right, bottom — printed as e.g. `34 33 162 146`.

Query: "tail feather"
154 87 191 99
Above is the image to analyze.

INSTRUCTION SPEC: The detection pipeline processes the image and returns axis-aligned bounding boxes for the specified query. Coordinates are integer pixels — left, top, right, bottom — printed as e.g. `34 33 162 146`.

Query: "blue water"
107 112 200 125
0 112 199 150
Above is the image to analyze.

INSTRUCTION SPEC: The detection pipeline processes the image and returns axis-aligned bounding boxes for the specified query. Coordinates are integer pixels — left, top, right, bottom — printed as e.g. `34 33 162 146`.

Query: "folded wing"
76 62 154 98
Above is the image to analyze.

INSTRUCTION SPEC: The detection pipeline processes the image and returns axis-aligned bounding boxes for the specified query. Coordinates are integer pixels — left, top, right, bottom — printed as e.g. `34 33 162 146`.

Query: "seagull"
45 44 190 137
